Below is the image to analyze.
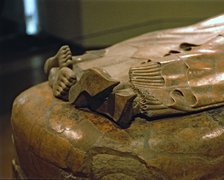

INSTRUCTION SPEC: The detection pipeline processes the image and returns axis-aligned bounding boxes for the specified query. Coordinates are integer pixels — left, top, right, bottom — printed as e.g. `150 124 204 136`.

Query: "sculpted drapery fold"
44 14 224 127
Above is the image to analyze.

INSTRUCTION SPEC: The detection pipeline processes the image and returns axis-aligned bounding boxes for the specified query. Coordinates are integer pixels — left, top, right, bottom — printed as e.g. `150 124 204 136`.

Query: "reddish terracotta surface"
45 14 224 127
11 82 224 179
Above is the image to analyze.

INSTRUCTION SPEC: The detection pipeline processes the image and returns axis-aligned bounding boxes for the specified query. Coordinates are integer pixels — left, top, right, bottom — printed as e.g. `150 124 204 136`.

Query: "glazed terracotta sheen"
44 14 224 128
12 83 224 179
11 14 224 179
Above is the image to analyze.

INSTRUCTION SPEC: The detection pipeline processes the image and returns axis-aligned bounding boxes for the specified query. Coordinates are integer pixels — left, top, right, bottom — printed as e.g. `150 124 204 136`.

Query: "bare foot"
57 45 73 68
44 45 73 74
53 67 76 101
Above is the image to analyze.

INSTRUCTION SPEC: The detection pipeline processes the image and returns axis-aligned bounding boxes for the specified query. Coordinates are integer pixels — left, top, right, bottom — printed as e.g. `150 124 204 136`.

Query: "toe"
54 89 61 97
61 77 70 85
65 54 72 61
68 77 76 85
57 86 63 94
65 59 73 67
61 45 69 51
59 82 68 90
64 50 72 56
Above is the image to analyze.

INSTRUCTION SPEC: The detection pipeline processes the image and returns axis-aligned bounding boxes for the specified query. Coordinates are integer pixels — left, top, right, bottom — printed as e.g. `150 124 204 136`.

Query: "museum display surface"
11 14 224 179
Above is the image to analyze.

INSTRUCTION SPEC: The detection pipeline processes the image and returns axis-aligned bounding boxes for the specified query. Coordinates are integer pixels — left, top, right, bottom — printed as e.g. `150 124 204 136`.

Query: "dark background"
1 0 224 178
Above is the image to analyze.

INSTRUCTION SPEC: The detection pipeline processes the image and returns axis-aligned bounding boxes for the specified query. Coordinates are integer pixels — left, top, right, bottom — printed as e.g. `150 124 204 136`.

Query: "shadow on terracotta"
45 14 224 128
11 14 224 179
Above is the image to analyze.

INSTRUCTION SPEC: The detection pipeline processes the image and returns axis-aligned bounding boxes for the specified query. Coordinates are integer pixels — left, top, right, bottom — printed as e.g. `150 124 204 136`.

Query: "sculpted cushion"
11 82 224 179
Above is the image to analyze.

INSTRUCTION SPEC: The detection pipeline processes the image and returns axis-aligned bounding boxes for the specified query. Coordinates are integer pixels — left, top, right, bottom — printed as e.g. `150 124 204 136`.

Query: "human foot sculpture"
44 45 139 127
44 14 224 128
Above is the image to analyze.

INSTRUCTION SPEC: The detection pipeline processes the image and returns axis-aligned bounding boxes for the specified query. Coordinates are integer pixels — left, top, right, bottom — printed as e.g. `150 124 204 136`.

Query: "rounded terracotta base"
11 82 224 179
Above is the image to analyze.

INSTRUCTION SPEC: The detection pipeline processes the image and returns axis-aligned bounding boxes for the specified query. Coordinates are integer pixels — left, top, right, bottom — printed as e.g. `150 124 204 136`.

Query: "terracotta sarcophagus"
11 14 224 179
